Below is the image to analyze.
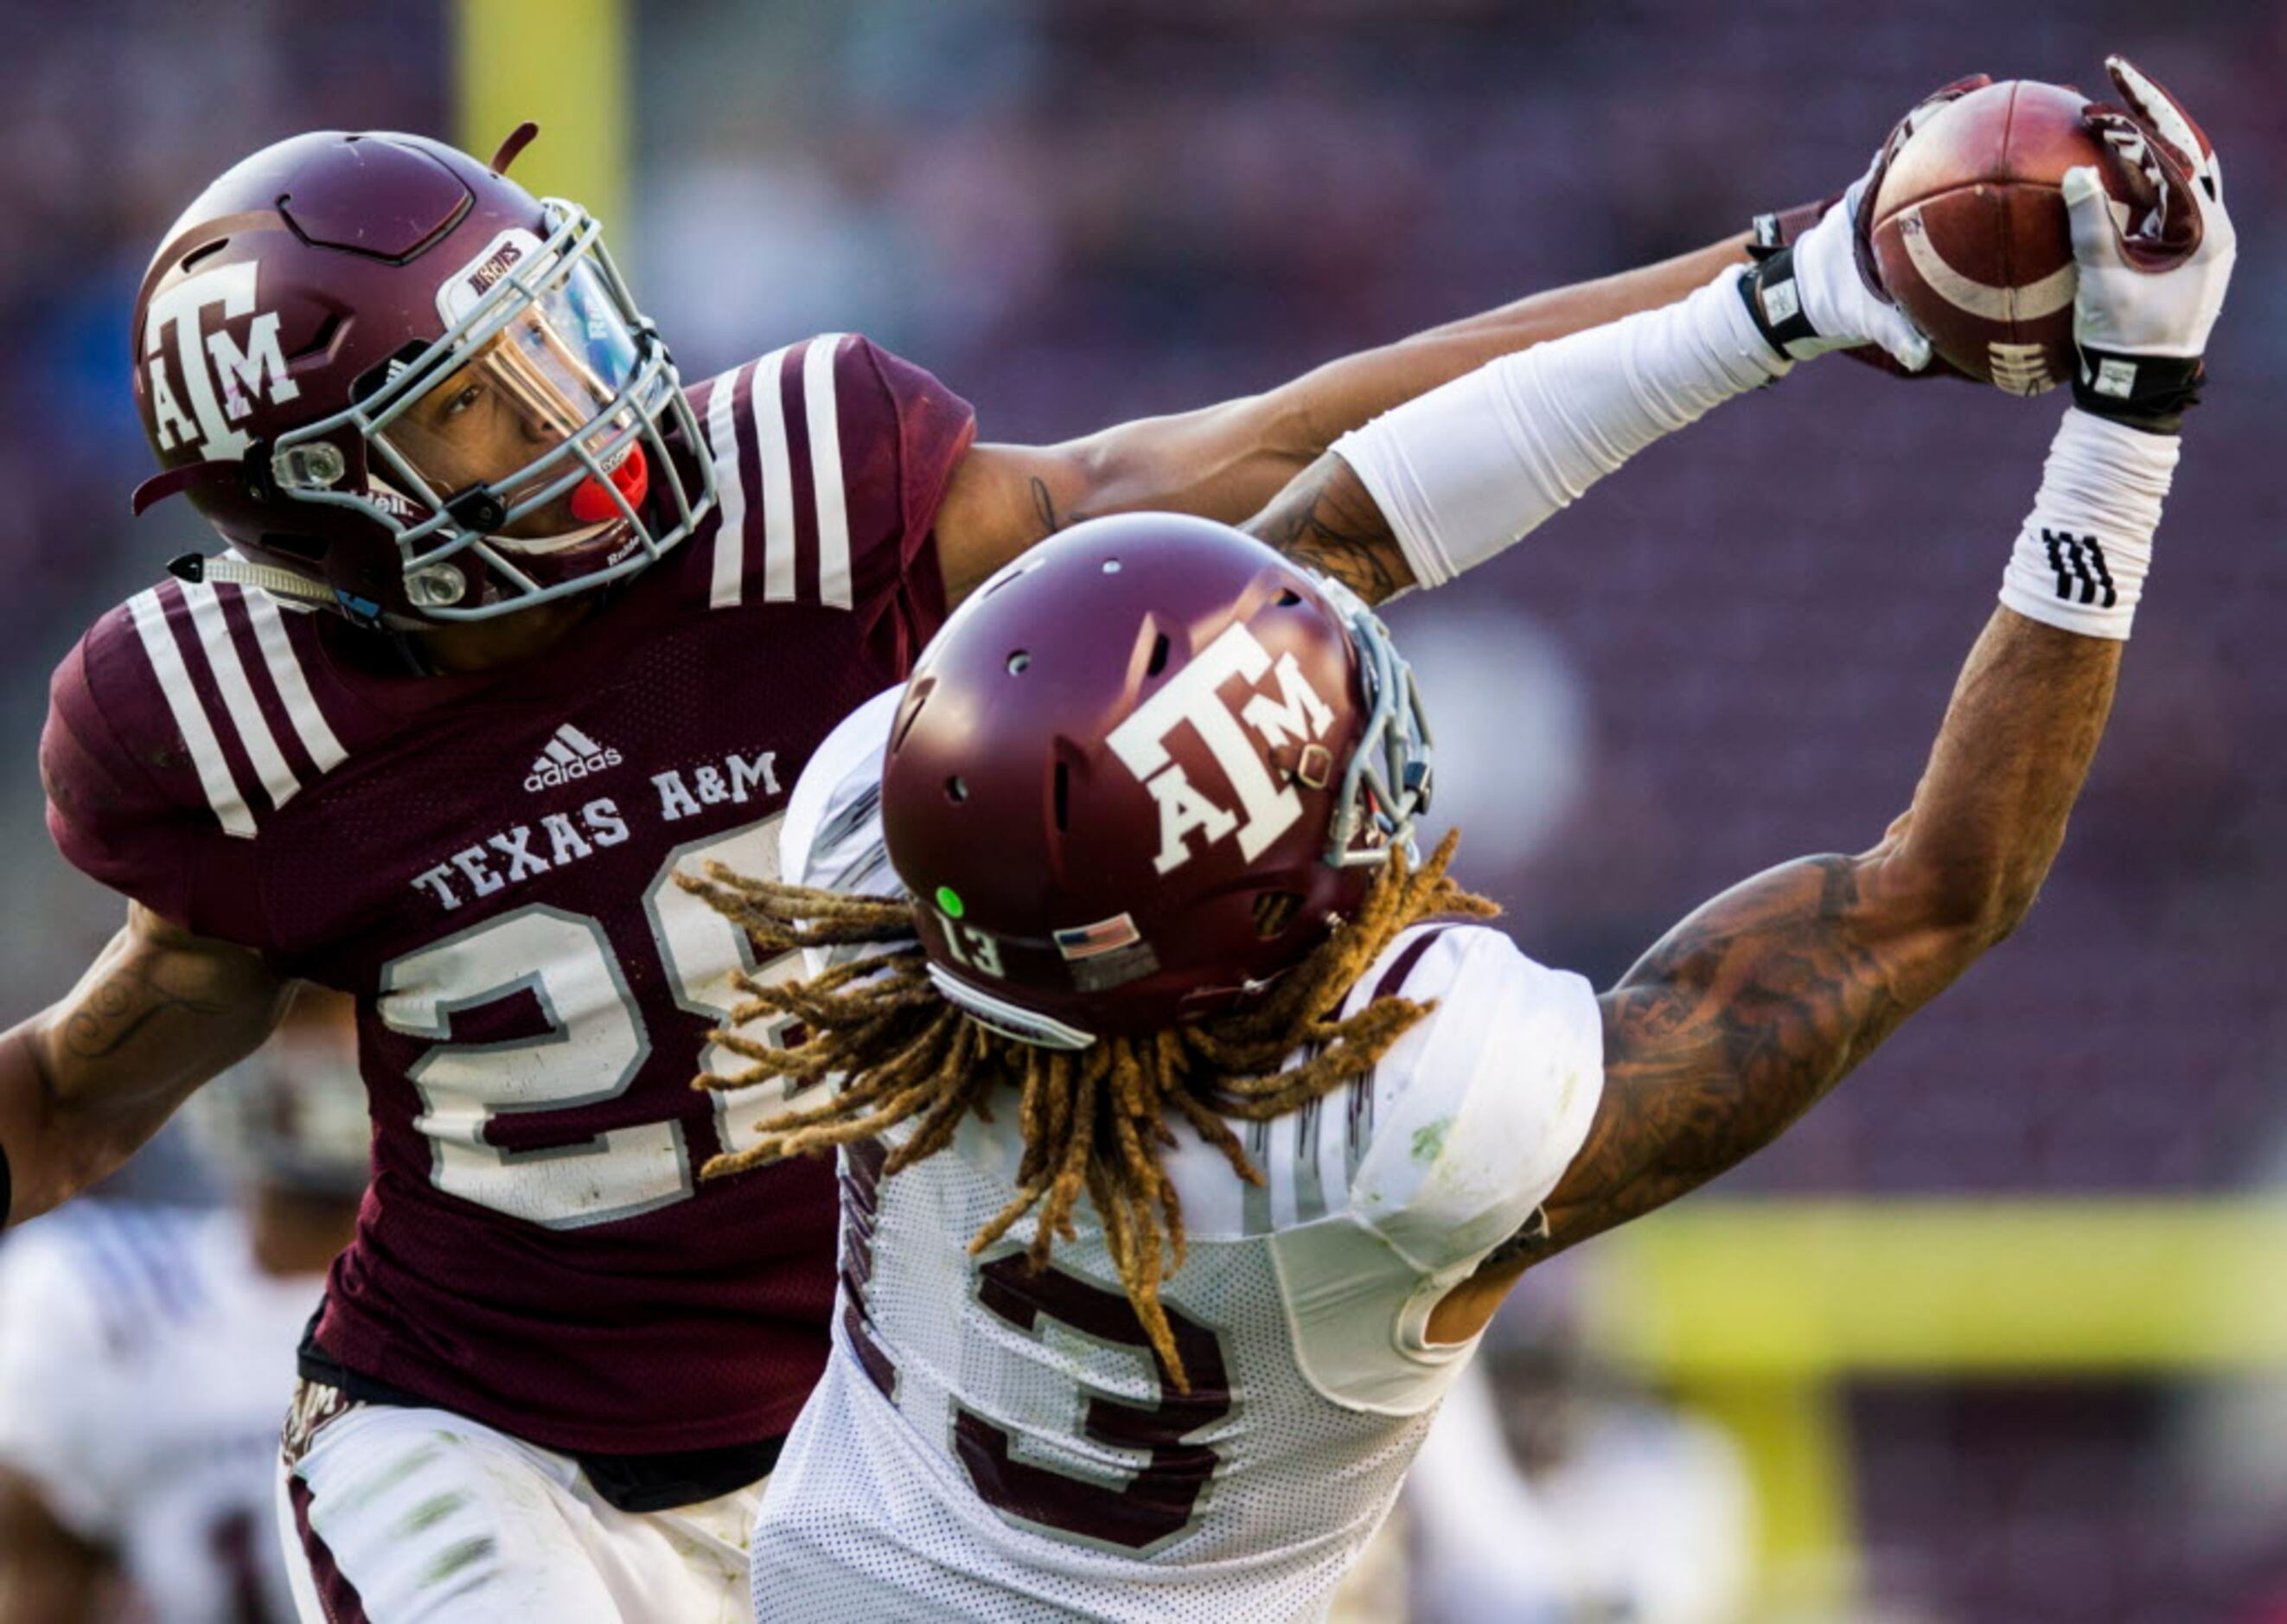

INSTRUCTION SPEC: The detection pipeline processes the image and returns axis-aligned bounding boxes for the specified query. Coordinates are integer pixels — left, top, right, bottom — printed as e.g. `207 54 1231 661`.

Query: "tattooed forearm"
1477 608 2125 1295
1243 453 1414 605
60 964 234 1062
1028 476 1065 541
1508 853 1926 1267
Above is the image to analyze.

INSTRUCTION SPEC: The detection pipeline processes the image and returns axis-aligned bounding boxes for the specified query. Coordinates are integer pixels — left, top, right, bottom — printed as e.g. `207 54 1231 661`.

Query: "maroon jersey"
41 334 975 1455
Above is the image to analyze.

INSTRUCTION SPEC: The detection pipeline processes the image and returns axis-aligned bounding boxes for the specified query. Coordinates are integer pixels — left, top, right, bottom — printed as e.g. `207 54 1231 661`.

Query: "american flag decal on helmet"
1055 913 1142 961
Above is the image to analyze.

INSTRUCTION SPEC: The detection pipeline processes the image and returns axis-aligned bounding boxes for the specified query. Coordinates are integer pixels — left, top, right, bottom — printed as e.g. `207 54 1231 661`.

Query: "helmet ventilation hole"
1053 763 1070 831
1006 650 1031 675
945 776 968 803
1102 559 1122 574
180 239 231 272
1276 587 1304 606
1252 892 1302 939
1146 632 1172 677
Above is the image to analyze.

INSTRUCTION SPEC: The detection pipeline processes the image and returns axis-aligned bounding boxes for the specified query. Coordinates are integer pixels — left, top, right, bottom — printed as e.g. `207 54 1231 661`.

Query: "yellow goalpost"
1598 1199 2287 1611
455 0 628 236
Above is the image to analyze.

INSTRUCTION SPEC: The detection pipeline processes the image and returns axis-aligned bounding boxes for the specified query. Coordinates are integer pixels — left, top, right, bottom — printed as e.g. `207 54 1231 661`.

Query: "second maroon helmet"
881 515 1434 1046
130 129 714 629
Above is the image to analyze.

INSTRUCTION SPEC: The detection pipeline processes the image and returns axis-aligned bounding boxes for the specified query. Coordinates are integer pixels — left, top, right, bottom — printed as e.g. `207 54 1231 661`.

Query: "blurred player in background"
680 61 2229 1621
0 104 1875 1618
1404 1270 1752 1624
0 988 362 1624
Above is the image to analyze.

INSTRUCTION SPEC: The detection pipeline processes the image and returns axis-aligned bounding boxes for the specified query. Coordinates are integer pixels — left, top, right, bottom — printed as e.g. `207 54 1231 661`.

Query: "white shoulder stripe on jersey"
1247 1099 1333 1229
755 344 797 602
241 589 347 776
1292 1090 1331 1224
1243 1117 1274 1236
705 361 753 609
804 332 853 610
180 582 300 814
126 588 256 839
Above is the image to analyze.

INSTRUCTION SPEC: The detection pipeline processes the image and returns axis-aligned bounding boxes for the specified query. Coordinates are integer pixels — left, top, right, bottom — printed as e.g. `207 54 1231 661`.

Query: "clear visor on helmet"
375 254 661 551
264 201 716 624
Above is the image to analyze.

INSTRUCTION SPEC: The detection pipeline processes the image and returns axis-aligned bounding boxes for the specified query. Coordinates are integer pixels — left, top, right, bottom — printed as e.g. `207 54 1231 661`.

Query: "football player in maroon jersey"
0 118 1932 1618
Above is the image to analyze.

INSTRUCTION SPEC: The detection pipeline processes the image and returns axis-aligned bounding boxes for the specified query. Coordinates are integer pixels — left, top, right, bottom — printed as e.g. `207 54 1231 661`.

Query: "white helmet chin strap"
927 962 1099 1052
169 517 630 625
166 550 339 614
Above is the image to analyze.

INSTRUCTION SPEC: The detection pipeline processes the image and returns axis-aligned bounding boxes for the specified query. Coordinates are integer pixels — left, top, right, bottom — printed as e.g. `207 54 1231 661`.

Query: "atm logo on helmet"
1106 623 1335 876
143 262 301 462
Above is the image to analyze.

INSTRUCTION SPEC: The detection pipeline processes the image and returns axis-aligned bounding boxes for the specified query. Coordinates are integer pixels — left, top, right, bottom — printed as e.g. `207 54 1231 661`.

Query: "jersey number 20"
375 815 806 1228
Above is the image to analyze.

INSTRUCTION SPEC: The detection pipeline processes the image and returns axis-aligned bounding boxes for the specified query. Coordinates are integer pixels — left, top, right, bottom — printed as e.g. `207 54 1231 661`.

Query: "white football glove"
1739 77 2004 373
2065 55 2233 427
1778 167 1932 370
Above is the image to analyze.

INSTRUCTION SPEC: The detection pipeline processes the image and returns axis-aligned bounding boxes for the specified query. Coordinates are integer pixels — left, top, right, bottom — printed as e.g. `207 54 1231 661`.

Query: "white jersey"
748 691 1606 1623
0 1202 321 1624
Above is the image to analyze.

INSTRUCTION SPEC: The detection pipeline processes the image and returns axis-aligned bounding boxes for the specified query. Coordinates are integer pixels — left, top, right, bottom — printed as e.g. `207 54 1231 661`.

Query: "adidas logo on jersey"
525 724 623 792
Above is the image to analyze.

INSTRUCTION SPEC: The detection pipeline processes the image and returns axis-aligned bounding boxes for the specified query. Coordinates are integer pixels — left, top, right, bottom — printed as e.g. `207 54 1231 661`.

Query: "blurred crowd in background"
0 2 2278 1620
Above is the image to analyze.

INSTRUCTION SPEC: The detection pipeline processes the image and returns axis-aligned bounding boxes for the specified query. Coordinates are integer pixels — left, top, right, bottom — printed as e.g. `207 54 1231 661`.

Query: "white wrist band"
1332 265 1788 590
1998 409 2179 640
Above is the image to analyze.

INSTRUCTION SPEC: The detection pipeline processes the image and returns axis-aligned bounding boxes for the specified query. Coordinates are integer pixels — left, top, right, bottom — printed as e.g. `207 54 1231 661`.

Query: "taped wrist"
1332 265 1789 589
1999 408 2180 640
1739 246 1834 361
2073 348 2205 434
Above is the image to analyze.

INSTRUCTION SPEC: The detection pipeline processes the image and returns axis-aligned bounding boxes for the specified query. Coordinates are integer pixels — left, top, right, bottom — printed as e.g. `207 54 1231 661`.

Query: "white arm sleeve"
1332 265 1789 590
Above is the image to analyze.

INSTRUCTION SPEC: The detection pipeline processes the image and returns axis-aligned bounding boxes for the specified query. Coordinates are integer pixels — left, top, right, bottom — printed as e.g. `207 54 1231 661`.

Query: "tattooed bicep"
54 911 285 1074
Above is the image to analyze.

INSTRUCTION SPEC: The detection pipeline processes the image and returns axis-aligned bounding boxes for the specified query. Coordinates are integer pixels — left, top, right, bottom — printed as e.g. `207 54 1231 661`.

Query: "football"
1870 79 2152 394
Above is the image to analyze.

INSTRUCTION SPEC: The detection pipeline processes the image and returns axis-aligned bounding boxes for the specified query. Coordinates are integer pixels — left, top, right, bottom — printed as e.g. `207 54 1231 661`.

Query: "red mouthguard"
569 443 649 524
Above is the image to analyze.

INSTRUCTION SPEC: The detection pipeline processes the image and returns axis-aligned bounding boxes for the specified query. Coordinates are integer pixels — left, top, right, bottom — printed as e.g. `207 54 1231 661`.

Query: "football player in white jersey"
675 57 2230 1623
0 990 364 1624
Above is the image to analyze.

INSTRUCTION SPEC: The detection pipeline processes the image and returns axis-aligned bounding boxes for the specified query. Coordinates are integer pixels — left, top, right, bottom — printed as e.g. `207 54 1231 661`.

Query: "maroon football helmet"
130 128 713 629
881 515 1434 1046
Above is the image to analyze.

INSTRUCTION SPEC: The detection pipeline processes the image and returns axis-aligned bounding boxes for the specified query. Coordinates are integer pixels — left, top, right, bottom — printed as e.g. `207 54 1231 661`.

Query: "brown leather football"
1871 80 2150 395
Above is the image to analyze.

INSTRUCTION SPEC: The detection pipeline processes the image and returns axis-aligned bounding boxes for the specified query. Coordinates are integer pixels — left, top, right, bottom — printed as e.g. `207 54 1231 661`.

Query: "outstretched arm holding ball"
1249 75 1945 591
1250 68 2233 1323
1251 77 1950 590
1249 60 2228 601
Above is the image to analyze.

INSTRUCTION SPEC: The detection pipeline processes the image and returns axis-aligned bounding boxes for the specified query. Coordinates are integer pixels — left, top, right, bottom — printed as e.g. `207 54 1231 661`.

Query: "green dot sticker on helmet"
936 886 966 919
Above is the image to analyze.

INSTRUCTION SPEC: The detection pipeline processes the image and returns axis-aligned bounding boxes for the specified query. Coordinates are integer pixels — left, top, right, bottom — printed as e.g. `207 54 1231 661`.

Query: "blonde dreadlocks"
677 828 1494 1390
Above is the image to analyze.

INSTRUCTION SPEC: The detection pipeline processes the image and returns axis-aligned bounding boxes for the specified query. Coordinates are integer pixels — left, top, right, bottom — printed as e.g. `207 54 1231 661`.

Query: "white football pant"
278 1399 759 1623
